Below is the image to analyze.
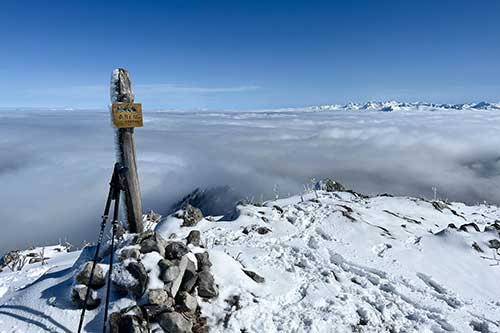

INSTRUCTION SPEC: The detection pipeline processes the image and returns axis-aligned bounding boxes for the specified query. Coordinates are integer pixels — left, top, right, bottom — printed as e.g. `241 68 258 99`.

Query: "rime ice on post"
110 68 144 233
110 69 134 103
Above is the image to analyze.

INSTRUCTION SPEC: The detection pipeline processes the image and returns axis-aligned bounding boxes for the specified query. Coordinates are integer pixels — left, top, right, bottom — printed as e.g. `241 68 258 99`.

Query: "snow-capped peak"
305 101 500 112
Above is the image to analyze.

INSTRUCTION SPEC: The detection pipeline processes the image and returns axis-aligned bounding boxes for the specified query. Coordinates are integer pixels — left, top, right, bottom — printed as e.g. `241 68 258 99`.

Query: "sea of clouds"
1 107 500 253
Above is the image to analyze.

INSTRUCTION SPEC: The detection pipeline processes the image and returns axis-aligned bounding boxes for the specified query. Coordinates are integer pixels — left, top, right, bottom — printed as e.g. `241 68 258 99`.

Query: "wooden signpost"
112 103 143 128
110 68 144 233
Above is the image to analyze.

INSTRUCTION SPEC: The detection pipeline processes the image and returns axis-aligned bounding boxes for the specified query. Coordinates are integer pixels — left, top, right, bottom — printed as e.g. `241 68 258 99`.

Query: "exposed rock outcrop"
315 178 346 192
180 204 204 227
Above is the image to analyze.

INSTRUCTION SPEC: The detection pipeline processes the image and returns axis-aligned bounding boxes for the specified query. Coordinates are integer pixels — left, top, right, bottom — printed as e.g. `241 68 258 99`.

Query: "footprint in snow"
416 272 463 309
315 227 332 241
470 319 492 333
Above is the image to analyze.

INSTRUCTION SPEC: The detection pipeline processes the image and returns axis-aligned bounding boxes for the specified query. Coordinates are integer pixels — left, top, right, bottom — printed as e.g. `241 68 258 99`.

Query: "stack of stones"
72 206 217 333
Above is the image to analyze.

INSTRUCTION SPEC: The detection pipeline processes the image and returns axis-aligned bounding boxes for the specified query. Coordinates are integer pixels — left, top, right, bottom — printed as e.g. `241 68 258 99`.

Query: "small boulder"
180 259 198 293
176 291 198 313
488 239 500 249
0 250 19 267
256 226 272 235
71 284 101 309
158 258 178 270
459 223 481 232
118 314 149 333
126 261 149 298
186 230 201 247
171 256 193 298
273 205 284 214
181 274 198 294
182 204 204 227
243 225 271 235
432 201 448 212
142 303 174 322
147 288 170 305
122 305 144 317
158 311 193 333
195 252 212 271
161 266 181 284
192 317 209 333
75 262 106 289
120 246 141 261
134 231 155 245
195 252 212 272
165 242 189 260
108 312 122 333
242 269 265 283
110 305 148 332
472 242 484 253
140 238 165 257
485 222 500 232
113 261 148 298
139 233 167 256
197 271 218 298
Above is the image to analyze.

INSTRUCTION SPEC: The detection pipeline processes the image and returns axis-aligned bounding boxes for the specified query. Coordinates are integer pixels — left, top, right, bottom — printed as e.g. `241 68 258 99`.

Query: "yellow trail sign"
112 103 143 128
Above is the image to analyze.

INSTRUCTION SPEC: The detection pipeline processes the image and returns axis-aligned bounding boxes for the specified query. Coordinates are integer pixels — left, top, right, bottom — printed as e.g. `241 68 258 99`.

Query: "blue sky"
1 0 500 109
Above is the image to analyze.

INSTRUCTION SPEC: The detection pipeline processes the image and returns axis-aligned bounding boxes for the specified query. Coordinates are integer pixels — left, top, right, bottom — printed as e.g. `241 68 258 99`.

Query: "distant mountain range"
302 101 500 112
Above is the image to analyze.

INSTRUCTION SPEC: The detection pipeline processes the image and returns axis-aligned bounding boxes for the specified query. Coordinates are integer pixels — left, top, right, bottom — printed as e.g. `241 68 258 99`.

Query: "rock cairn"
71 207 217 333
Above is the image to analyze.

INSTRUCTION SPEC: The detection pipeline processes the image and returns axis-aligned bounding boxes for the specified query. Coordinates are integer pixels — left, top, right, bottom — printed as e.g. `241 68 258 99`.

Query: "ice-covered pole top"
110 68 135 104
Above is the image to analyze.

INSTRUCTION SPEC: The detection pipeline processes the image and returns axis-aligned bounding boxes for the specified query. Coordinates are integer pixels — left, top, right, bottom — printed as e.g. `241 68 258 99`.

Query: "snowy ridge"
176 192 500 332
1 190 500 332
146 101 500 114
301 101 500 112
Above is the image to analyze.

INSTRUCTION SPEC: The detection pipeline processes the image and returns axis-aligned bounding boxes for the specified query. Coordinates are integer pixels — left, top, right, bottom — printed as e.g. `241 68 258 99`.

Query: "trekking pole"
77 163 125 333
103 181 121 333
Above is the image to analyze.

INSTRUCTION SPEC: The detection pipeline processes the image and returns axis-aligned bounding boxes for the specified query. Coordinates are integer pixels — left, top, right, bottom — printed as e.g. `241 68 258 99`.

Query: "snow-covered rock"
75 261 107 289
71 284 101 309
180 204 204 227
158 311 193 333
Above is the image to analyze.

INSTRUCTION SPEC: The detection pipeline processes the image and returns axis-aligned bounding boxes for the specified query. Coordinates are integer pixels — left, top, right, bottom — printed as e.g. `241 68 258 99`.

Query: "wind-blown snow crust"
1 191 500 332
165 192 500 332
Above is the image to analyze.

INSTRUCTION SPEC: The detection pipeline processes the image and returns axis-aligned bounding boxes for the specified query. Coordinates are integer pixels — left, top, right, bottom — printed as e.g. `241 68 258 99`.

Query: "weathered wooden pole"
110 68 144 233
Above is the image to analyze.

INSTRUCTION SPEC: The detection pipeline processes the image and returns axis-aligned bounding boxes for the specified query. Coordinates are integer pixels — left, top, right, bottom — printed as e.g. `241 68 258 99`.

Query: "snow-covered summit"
1 187 500 332
305 101 500 112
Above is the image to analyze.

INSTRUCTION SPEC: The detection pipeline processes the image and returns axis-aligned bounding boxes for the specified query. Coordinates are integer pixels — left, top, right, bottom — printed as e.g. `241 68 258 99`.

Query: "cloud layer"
1 108 500 254
27 83 260 97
